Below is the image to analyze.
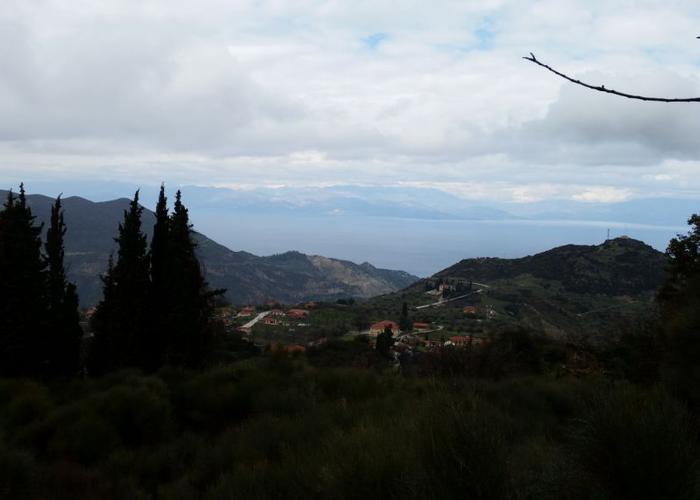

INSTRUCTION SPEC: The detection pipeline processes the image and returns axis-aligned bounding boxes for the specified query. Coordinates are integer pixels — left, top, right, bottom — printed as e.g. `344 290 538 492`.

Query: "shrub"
48 413 121 464
0 380 53 430
170 366 255 430
96 377 173 445
0 442 41 499
571 385 700 500
418 396 513 500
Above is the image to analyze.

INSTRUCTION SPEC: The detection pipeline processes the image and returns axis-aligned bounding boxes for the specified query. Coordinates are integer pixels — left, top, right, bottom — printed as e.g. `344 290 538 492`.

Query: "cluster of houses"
262 308 310 326
367 319 488 352
222 298 494 355
232 304 315 336
395 333 488 352
236 306 312 320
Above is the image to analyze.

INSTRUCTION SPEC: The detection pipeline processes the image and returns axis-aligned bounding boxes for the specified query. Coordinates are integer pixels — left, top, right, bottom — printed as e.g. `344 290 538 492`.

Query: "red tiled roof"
370 320 399 331
287 309 309 318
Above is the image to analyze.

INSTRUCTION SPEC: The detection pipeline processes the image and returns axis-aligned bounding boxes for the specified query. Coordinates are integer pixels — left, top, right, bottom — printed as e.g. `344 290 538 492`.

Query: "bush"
0 442 41 499
96 377 172 445
170 366 256 430
571 385 700 499
48 413 121 464
0 380 53 430
418 396 513 500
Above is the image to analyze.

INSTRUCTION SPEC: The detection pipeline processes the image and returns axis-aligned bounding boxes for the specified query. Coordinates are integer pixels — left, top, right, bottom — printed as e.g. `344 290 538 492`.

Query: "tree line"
0 184 221 378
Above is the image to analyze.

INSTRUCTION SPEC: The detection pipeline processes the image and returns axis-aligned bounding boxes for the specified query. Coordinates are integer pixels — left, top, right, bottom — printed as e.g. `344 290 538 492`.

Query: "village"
212 276 500 359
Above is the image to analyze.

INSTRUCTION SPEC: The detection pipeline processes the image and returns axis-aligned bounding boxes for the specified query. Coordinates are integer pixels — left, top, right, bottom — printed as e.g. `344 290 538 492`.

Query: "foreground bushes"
0 356 698 499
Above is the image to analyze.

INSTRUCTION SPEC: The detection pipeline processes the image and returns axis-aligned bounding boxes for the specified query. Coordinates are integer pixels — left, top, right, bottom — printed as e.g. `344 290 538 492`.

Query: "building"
369 320 400 336
287 309 310 319
237 306 256 318
412 322 430 330
269 309 285 317
463 306 478 316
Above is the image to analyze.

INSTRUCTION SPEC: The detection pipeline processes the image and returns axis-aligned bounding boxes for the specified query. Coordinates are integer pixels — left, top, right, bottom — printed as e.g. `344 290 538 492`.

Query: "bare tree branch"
523 52 700 103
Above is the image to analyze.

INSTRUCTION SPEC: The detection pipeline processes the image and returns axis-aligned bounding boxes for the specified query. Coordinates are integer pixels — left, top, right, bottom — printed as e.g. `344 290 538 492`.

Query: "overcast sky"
2 0 700 204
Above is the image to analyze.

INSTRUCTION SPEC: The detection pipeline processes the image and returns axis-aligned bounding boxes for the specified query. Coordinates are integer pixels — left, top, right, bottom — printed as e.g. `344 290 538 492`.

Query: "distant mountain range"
0 190 418 306
10 180 697 226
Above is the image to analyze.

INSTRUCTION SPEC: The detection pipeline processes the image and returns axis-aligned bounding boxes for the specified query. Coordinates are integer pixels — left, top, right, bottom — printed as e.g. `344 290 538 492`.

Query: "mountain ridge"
0 190 419 306
431 237 666 296
366 237 668 338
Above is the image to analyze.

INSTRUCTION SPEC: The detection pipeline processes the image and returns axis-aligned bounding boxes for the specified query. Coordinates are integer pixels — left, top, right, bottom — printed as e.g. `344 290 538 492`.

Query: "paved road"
415 289 484 310
241 311 271 329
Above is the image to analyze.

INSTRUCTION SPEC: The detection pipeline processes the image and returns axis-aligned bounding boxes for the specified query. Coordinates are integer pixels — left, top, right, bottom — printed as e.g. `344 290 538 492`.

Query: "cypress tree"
376 324 395 359
90 191 151 373
0 184 48 376
399 301 412 331
147 184 169 371
45 195 82 376
164 190 218 367
151 185 169 296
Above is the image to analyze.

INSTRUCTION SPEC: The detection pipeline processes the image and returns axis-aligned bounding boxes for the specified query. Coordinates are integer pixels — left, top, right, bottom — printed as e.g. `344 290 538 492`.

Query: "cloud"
572 187 632 203
1 0 700 203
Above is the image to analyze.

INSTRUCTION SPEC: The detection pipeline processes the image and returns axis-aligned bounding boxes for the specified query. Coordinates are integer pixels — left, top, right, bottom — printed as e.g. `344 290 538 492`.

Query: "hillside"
434 237 666 296
0 190 418 305
365 238 667 339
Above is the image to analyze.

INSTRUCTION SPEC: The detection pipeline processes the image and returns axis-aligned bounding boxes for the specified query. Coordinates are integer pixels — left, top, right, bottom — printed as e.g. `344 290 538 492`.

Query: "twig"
523 52 700 103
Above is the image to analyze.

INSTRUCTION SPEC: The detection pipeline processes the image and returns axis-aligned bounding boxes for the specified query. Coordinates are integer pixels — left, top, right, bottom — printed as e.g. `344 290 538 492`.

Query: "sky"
2 0 700 205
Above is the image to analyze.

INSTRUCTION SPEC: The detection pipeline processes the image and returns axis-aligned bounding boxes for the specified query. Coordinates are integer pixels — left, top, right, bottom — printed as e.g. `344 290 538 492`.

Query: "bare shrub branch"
523 53 700 103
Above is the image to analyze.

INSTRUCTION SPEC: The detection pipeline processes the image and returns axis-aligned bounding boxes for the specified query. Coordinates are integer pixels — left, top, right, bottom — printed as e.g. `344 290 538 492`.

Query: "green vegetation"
2 185 700 498
90 188 220 373
0 355 698 499
0 186 82 377
359 238 664 340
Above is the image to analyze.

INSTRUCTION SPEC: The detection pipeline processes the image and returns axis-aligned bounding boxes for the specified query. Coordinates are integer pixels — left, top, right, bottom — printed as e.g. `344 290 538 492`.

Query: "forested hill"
365 237 669 339
432 237 666 296
0 191 418 305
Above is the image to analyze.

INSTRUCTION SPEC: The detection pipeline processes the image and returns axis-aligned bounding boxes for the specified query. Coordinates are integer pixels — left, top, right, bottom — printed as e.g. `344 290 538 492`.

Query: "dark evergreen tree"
376 325 395 359
399 301 412 331
658 214 700 408
90 191 151 373
162 190 219 367
44 195 82 376
146 184 170 371
658 214 700 316
151 185 169 296
0 184 48 376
